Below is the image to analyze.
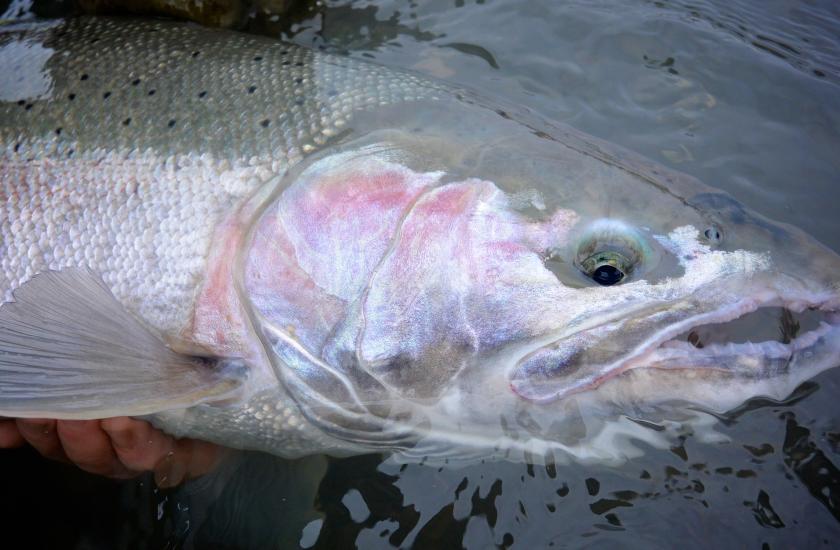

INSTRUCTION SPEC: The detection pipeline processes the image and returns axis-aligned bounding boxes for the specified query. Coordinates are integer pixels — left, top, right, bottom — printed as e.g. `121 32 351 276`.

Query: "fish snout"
689 192 840 294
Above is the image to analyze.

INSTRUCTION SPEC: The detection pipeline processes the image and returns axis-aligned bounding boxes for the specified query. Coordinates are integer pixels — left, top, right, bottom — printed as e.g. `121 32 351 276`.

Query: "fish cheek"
508 334 623 403
365 339 476 400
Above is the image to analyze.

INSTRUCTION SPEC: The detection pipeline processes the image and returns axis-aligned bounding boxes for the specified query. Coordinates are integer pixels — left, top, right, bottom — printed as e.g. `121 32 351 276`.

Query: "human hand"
0 417 227 487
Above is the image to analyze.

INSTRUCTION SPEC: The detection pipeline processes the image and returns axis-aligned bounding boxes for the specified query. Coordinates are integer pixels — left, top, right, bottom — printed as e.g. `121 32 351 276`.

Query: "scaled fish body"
1 17 839 463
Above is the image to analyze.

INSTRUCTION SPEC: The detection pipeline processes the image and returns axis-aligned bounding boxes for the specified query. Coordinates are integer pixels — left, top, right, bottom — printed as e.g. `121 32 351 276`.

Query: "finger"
0 419 24 448
154 448 186 489
101 417 175 472
56 420 133 478
17 418 67 462
154 439 229 488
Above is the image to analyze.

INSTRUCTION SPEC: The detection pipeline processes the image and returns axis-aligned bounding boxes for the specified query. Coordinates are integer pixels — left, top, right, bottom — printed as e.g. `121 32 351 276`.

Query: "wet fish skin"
0 16 441 334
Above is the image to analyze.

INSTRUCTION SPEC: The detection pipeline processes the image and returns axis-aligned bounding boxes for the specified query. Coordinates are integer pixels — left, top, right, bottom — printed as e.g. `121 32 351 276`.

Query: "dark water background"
2 0 840 548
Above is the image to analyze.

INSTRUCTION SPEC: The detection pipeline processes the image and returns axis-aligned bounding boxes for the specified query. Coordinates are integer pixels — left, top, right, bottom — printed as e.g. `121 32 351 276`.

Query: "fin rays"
0 268 245 419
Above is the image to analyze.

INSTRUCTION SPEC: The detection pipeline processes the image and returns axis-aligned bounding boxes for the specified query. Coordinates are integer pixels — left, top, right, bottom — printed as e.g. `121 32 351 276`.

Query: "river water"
1 0 839 548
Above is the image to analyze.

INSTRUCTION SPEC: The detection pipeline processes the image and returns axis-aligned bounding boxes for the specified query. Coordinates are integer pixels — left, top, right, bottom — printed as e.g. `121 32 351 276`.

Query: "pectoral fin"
0 268 246 419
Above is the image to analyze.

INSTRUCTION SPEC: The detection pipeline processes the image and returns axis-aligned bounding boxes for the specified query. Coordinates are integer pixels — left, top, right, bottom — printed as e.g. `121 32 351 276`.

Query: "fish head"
241 97 840 456
510 191 840 404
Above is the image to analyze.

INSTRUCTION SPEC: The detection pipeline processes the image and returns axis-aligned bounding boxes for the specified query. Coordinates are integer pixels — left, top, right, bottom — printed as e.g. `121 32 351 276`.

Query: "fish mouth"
510 289 840 403
626 293 840 375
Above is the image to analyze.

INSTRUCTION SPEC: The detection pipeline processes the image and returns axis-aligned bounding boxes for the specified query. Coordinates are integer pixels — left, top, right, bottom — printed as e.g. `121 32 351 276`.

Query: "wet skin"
0 418 224 486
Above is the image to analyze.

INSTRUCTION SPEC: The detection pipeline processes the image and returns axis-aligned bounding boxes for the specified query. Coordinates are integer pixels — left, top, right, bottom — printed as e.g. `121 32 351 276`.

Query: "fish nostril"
703 225 723 244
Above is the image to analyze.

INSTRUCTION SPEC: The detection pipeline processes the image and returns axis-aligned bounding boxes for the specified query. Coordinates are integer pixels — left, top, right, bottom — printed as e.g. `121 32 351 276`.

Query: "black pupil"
592 264 624 286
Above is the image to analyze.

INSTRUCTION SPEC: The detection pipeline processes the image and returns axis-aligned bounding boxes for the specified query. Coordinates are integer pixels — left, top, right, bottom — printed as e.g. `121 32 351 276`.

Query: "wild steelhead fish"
1 17 839 464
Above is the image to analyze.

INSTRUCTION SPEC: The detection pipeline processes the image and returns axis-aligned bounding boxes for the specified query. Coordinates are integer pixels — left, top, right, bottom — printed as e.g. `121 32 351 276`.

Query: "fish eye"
580 251 630 286
573 220 648 287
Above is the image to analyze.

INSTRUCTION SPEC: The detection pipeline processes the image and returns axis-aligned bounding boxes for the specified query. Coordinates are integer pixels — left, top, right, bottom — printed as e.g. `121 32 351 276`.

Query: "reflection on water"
183 391 839 548
646 0 840 82
1 0 840 548
782 412 840 524
260 1 441 54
